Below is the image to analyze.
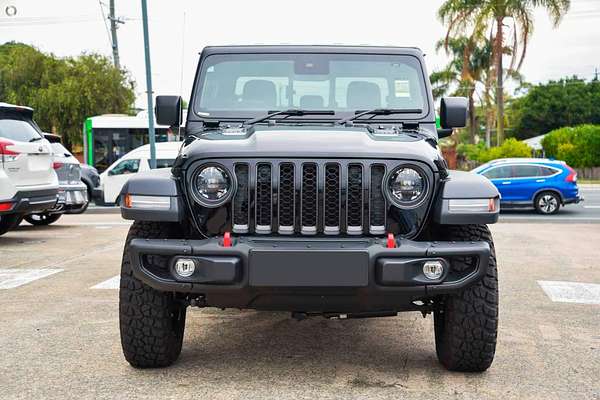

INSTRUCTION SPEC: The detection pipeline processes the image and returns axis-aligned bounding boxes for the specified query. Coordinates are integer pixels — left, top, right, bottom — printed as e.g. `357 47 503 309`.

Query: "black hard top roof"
201 45 423 56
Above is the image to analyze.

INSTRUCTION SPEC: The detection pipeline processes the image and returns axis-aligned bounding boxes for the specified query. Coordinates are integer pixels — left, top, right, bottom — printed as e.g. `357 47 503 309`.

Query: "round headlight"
191 164 235 207
386 166 427 208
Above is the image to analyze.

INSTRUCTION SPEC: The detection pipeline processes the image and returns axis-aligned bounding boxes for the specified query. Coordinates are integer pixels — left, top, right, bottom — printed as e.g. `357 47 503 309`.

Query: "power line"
97 1 113 55
0 15 98 26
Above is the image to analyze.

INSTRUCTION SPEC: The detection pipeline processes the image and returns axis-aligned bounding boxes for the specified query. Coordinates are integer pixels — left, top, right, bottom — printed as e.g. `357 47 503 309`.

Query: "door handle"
536 179 545 183
502 181 511 185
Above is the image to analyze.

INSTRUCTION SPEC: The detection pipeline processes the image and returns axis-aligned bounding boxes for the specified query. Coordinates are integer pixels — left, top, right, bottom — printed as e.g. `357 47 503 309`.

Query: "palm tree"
432 36 493 143
438 0 570 144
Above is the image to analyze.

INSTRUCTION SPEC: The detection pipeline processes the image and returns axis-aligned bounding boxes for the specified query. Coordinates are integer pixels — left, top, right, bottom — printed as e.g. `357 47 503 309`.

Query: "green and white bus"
82 112 181 172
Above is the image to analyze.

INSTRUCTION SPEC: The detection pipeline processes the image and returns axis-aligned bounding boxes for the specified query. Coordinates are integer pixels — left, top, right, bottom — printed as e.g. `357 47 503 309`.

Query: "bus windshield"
194 53 429 120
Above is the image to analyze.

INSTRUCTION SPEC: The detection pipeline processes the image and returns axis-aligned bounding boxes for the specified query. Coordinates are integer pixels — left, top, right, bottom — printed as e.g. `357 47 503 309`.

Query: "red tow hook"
386 233 396 248
223 231 232 247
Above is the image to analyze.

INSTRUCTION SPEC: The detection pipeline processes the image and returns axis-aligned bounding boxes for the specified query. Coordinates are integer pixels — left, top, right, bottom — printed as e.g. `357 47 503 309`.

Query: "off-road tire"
534 191 561 215
433 224 498 372
24 213 62 226
119 221 187 368
0 214 21 236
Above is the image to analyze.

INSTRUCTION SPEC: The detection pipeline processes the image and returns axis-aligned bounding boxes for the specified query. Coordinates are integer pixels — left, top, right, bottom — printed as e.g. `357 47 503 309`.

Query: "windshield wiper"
29 136 43 142
336 108 423 125
243 109 335 126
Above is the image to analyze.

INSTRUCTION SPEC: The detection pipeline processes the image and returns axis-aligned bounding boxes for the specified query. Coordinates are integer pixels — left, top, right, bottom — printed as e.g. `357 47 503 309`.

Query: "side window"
152 159 175 169
540 167 558 177
513 165 542 178
482 166 512 179
109 159 140 176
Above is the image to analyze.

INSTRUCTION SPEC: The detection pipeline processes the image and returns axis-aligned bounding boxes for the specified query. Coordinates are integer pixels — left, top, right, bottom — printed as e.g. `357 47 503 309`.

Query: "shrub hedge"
541 125 600 168
458 138 532 164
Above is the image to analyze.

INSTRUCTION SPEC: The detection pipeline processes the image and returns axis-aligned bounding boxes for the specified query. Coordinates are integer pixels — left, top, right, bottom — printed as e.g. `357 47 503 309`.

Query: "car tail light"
0 138 20 161
0 202 14 211
53 161 64 170
565 165 577 182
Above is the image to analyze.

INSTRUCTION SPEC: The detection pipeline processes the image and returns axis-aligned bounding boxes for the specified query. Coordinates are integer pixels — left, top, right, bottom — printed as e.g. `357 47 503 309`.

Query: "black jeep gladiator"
118 45 500 372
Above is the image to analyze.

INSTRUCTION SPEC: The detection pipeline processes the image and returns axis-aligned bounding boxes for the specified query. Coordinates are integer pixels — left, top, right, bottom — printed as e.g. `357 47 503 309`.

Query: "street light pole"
140 0 156 169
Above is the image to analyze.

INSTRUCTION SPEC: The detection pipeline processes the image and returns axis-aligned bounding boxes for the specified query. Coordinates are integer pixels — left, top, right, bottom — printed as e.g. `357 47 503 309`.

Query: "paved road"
0 214 598 399
499 187 600 223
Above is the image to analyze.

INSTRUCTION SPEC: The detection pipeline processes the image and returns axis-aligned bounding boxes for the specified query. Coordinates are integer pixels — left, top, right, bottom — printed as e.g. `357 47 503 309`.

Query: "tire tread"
434 224 498 372
119 221 185 368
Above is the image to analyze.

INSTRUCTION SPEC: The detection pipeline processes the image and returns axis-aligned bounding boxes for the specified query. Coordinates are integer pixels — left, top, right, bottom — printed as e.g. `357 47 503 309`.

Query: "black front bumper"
0 188 58 216
128 236 491 313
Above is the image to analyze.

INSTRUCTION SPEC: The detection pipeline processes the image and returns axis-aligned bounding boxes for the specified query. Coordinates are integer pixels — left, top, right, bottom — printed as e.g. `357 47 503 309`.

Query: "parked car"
0 103 58 235
22 134 89 225
80 163 101 202
94 141 181 205
473 158 583 214
117 45 501 372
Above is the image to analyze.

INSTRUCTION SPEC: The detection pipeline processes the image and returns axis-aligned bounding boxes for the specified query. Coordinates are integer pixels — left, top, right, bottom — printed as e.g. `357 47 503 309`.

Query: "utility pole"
109 0 122 69
141 0 156 169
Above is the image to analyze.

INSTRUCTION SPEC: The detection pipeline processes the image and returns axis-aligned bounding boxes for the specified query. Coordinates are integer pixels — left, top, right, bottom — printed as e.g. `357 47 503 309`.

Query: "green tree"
508 77 600 139
431 36 493 143
0 42 135 147
438 0 570 144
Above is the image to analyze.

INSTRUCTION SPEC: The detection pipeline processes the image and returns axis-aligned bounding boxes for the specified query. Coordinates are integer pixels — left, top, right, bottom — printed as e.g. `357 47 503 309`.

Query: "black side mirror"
155 95 182 127
440 97 468 129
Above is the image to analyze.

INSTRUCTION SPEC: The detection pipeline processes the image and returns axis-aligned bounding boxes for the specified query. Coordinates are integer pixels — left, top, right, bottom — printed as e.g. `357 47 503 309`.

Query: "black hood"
179 125 442 171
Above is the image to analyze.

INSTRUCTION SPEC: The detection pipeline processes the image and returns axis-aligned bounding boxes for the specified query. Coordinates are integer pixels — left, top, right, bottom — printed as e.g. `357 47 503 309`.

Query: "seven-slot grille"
232 160 387 235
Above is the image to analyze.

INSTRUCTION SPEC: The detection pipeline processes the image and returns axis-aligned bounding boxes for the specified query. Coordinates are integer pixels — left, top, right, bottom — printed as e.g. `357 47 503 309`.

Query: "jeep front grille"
232 160 388 236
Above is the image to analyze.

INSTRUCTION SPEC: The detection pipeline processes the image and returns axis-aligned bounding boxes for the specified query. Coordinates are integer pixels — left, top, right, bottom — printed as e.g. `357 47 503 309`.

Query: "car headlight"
386 166 428 209
190 164 235 207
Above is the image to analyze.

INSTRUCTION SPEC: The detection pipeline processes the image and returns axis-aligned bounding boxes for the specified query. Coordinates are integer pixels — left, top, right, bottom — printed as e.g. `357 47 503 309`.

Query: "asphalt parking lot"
1 192 599 400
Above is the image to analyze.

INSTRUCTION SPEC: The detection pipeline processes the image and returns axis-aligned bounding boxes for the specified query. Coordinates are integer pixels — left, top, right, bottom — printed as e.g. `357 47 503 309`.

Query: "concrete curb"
579 184 600 190
86 206 120 214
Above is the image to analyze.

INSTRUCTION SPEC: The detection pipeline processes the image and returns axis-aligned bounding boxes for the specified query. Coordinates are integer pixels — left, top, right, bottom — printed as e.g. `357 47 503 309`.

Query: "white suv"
0 103 59 235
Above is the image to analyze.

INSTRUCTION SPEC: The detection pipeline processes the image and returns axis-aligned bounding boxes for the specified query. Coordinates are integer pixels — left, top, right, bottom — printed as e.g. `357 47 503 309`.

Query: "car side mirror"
440 97 468 129
156 95 182 127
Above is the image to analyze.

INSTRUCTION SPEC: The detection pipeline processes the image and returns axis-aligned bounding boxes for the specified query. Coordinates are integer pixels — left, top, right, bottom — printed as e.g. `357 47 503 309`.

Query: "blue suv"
473 158 583 214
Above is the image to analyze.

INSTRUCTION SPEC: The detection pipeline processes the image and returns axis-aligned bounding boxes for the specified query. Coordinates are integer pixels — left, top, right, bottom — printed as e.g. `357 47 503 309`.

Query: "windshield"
194 53 429 121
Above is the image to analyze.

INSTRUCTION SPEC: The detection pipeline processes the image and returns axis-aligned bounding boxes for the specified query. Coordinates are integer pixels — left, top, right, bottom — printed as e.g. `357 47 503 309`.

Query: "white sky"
1 0 599 108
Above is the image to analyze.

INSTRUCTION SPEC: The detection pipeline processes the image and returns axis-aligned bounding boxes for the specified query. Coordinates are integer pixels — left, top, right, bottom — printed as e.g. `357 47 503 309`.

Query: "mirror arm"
437 128 454 139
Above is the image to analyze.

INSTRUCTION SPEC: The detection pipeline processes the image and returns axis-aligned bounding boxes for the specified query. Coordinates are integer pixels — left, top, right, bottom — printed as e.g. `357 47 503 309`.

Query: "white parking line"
583 205 600 209
0 269 63 290
91 275 120 289
61 222 131 226
538 281 600 305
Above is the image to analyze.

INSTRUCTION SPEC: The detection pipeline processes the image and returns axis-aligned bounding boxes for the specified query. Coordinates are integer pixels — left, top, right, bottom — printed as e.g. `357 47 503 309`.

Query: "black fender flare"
433 170 500 225
120 169 184 222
